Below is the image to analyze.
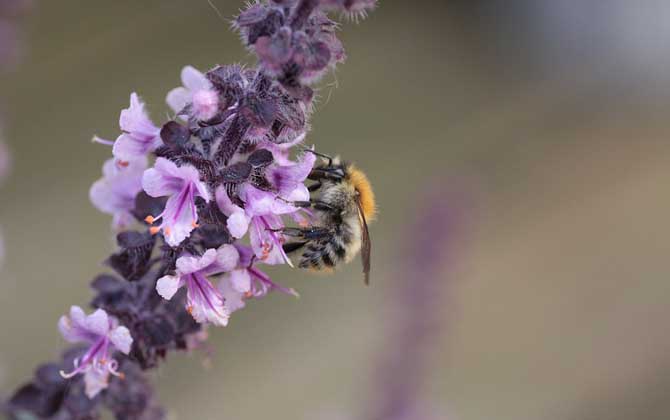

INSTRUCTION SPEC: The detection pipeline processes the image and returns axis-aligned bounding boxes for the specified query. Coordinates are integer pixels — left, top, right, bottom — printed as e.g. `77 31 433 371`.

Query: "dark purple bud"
290 0 319 30
245 8 285 46
103 362 165 420
247 148 274 168
160 121 190 148
7 383 64 418
292 35 331 74
219 161 252 184
62 382 99 418
132 192 167 224
206 64 246 95
90 274 125 294
195 223 232 249
136 316 176 348
275 95 306 129
318 0 377 16
255 26 294 72
34 364 67 389
241 96 277 129
236 3 270 27
107 231 155 281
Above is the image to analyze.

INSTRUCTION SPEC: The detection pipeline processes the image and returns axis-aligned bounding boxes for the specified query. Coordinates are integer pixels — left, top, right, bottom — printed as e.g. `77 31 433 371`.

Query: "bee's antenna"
299 146 333 167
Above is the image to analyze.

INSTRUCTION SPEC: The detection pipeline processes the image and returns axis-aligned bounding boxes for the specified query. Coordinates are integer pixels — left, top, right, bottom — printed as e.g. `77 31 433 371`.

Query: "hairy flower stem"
4 1 378 418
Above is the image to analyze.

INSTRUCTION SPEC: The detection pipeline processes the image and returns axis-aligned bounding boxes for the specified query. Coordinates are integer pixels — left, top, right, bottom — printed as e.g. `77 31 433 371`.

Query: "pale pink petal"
215 245 240 272
216 185 244 215
230 268 251 293
181 65 210 92
241 185 276 216
192 89 219 121
227 211 250 238
141 167 180 198
156 275 181 300
109 326 133 354
111 211 135 230
219 277 246 313
176 249 218 275
112 133 153 162
267 150 316 196
84 309 110 336
84 368 109 399
89 178 116 214
69 306 87 330
120 93 160 139
166 86 191 114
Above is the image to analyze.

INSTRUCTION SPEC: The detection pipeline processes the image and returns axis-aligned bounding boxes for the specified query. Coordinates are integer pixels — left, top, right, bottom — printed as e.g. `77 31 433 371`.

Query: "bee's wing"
356 198 372 285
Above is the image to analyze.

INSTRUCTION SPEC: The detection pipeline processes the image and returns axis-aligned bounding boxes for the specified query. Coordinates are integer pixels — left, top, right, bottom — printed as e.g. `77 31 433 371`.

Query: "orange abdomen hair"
348 166 377 221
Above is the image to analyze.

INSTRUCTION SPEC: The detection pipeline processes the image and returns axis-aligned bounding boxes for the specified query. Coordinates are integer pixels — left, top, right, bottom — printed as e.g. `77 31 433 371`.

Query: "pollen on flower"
191 221 199 228
145 215 156 224
149 226 161 235
117 160 130 168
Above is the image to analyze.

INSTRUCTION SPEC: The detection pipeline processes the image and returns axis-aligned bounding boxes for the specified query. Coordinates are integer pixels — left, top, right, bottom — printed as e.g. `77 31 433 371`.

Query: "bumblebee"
280 151 376 284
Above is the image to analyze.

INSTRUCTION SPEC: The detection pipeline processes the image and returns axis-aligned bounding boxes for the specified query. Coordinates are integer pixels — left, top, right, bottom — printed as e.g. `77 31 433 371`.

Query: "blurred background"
1 0 670 419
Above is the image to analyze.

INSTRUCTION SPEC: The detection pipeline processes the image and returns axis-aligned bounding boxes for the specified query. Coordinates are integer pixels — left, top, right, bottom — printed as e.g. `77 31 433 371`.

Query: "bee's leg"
283 241 308 254
308 181 322 192
282 199 337 213
311 201 337 212
271 227 332 240
308 168 344 182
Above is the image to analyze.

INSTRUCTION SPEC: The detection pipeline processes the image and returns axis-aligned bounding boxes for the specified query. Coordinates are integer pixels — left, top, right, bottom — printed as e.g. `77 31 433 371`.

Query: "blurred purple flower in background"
0 0 33 270
0 133 10 185
363 185 468 420
5 0 379 418
89 157 147 230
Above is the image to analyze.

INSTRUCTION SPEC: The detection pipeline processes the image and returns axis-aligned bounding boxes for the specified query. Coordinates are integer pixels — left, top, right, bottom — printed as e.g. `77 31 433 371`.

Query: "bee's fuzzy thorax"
347 165 377 221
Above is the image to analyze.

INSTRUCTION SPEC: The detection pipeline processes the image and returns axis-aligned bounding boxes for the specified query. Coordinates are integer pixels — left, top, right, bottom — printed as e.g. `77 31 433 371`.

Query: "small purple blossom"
142 157 211 246
94 93 162 163
219 244 298 313
89 157 147 230
156 246 238 326
166 65 220 121
58 306 133 398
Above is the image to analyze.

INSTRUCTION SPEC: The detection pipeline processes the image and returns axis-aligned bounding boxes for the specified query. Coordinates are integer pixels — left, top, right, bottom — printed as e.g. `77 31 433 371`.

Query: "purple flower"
141 157 211 246
166 65 220 121
219 244 298 313
156 246 239 326
89 157 147 230
216 149 315 263
94 93 162 163
58 306 133 399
